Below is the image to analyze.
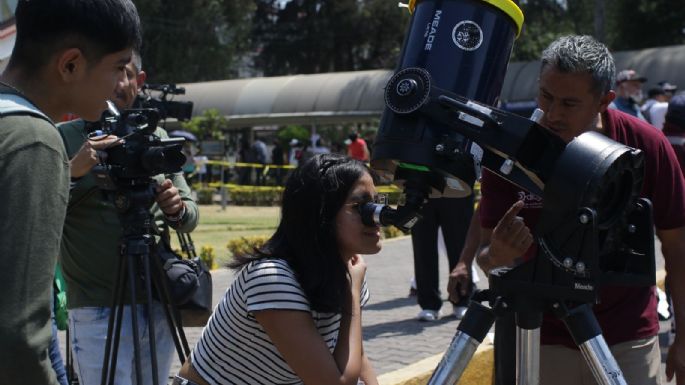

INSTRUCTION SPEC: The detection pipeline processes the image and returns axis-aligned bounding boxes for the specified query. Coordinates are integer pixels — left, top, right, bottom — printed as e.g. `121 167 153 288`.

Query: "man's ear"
136 70 147 92
598 90 616 112
56 48 86 82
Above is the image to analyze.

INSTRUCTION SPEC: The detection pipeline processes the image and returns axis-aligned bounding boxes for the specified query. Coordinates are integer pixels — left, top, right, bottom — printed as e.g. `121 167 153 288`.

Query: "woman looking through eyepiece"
176 153 382 385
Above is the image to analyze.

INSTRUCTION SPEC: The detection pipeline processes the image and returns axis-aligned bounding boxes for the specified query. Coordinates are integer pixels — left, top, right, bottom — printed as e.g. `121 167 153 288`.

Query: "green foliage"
512 0 685 61
229 185 284 206
200 245 217 270
382 226 405 239
226 235 269 259
136 0 256 83
606 0 685 50
194 186 216 205
277 125 309 145
253 0 410 75
181 108 227 141
135 0 685 85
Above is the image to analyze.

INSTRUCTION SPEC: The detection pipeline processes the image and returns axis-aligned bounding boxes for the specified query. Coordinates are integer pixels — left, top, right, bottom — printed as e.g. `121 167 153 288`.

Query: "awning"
174 44 685 127
178 70 392 128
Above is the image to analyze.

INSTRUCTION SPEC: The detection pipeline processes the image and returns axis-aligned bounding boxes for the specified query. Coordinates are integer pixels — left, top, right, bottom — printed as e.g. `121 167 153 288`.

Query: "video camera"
91 102 186 191
359 0 654 305
136 83 194 122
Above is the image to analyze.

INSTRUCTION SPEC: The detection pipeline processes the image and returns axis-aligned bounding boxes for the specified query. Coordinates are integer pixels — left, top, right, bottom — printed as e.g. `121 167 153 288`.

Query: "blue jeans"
50 295 69 385
68 302 174 385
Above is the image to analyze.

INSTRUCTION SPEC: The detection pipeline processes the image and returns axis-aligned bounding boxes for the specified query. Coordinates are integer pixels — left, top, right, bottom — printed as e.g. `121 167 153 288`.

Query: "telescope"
363 1 654 384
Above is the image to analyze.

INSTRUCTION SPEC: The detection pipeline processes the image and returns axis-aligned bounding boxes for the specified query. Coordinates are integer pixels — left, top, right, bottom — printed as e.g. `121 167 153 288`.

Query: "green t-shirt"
0 111 68 385
58 119 199 309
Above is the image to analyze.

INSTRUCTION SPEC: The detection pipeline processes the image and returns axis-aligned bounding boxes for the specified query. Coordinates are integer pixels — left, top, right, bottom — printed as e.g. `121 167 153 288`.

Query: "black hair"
231 153 371 313
647 87 665 98
9 0 142 71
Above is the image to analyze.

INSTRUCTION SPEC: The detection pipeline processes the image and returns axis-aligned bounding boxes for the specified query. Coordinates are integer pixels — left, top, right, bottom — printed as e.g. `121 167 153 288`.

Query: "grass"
170 205 280 266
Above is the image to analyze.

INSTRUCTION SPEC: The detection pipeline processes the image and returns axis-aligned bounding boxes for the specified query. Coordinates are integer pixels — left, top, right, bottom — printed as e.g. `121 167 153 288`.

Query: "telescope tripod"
100 185 191 385
426 287 626 385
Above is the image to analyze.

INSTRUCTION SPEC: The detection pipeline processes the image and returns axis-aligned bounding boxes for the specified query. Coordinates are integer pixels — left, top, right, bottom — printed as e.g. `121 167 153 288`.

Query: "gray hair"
540 35 615 95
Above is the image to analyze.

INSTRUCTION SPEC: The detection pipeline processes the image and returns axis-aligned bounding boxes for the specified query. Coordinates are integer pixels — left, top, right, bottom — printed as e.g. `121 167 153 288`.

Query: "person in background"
347 132 370 162
271 138 286 185
251 137 268 185
609 69 648 121
176 153 381 385
411 195 475 321
647 81 679 130
641 87 667 124
0 0 141 383
663 94 685 167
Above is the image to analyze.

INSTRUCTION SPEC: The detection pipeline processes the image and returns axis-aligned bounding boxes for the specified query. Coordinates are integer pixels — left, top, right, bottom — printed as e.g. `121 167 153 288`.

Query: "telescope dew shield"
372 0 523 197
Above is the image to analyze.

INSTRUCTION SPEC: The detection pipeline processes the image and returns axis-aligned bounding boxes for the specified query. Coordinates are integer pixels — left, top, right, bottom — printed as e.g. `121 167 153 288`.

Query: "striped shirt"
190 258 370 385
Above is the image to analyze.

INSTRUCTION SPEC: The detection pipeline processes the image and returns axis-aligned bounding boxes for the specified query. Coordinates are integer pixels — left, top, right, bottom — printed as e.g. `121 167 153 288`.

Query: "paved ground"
58 235 675 384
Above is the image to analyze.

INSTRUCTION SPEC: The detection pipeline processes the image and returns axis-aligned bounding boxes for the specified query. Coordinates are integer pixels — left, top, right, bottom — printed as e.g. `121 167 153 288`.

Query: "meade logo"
574 282 594 291
423 10 442 51
452 20 483 51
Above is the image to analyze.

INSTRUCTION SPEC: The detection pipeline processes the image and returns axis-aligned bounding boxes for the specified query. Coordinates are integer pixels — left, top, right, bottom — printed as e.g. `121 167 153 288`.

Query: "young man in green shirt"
0 1 141 384
59 51 199 385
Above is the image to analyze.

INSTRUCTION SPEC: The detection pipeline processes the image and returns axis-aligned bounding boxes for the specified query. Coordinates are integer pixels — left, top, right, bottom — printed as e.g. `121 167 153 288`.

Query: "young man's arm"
0 120 69 385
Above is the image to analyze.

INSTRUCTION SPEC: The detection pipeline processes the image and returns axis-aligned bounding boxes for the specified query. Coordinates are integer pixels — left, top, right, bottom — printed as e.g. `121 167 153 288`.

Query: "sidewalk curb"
378 269 667 385
378 344 493 385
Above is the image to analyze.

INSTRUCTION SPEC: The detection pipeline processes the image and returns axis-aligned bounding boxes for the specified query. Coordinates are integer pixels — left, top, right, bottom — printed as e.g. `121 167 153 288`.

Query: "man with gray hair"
477 35 685 384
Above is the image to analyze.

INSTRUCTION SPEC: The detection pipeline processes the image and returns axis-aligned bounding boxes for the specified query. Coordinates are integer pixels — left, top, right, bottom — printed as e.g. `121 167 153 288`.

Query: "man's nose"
543 103 562 124
117 73 130 90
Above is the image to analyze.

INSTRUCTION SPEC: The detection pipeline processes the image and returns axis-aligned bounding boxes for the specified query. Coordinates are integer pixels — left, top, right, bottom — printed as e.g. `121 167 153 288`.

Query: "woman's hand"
348 254 367 293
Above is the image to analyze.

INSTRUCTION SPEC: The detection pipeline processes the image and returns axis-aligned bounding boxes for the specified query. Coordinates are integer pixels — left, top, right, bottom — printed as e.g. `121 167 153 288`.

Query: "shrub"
200 245 217 270
195 187 216 205
229 185 284 206
226 235 269 259
382 225 405 239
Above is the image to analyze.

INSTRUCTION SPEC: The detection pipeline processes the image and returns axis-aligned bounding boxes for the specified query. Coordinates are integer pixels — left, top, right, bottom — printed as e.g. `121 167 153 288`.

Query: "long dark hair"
231 153 370 313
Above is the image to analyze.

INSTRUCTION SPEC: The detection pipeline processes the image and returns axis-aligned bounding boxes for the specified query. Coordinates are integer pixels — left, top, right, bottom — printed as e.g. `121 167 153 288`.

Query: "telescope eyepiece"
359 202 390 227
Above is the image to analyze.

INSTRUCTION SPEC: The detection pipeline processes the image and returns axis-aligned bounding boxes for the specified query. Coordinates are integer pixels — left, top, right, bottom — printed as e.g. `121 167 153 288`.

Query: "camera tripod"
100 182 191 385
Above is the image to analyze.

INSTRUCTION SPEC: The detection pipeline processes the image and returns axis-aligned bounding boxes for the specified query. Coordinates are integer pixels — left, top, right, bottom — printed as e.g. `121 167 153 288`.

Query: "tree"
511 0 586 61
136 0 256 83
606 0 685 50
253 0 409 76
511 0 685 60
181 108 227 140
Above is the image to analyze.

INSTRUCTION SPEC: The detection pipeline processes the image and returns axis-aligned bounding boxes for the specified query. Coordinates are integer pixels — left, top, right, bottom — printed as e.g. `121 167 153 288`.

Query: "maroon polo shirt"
480 108 685 347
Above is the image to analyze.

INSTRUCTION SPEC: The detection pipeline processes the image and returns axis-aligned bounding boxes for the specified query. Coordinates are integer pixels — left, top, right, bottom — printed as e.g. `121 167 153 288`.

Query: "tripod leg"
428 301 495 385
515 311 542 385
126 254 144 385
101 251 128 385
562 304 627 385
142 254 160 385
516 327 540 385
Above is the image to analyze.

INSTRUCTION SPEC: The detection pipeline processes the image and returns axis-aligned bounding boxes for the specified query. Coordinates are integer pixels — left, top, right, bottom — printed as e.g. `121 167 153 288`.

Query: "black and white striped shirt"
190 258 370 385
